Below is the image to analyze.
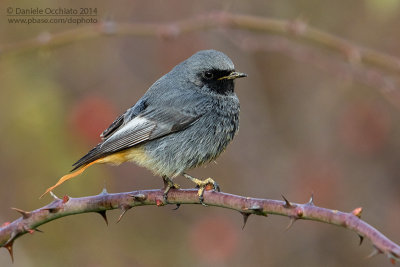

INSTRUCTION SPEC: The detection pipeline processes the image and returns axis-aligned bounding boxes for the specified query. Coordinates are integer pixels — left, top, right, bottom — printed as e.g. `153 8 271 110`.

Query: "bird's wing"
100 113 125 140
71 106 201 170
100 98 148 140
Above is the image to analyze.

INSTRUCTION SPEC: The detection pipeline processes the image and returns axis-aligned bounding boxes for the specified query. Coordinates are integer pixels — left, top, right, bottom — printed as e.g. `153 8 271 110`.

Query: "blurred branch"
1 12 400 74
0 189 399 263
3 12 400 107
228 34 400 108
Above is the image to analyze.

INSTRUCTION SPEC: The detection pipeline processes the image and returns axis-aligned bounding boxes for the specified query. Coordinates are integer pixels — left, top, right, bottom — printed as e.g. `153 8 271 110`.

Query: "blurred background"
1 0 400 266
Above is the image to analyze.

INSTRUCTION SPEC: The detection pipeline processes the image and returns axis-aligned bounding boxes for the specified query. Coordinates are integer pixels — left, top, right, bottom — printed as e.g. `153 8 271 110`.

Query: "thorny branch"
2 11 400 264
0 189 399 263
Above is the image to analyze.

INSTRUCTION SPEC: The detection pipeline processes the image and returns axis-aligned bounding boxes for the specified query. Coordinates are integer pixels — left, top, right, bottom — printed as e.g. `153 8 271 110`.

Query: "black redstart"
41 49 247 203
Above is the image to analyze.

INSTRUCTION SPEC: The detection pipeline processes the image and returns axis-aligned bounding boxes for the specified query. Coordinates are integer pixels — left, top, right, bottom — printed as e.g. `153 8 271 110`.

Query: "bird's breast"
140 96 240 177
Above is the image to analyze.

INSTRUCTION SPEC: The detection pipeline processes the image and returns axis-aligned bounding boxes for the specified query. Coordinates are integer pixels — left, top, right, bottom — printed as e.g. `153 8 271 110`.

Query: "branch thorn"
172 204 181 210
49 191 60 201
3 240 14 262
352 207 363 218
282 195 294 209
240 212 250 230
117 210 127 223
11 207 31 219
100 187 108 195
97 210 108 226
358 235 364 246
285 217 297 231
366 246 382 259
3 231 17 261
117 205 131 223
307 193 314 206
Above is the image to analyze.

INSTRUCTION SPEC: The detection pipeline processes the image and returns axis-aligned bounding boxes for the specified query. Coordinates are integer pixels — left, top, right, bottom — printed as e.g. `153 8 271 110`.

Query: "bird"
41 49 247 204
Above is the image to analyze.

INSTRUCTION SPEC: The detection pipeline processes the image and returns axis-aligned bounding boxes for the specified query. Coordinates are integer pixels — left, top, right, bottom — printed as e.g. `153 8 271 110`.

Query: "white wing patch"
100 116 154 150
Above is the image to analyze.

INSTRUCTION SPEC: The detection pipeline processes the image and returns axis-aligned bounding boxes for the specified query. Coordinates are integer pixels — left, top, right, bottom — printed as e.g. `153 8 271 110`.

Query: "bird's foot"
162 176 180 203
183 174 220 206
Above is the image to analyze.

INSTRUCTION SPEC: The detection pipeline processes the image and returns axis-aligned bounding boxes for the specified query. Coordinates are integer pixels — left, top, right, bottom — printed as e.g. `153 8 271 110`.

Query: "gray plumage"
72 49 244 178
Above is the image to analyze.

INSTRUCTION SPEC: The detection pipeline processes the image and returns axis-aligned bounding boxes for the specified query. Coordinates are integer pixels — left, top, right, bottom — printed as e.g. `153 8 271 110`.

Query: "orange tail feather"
40 159 101 199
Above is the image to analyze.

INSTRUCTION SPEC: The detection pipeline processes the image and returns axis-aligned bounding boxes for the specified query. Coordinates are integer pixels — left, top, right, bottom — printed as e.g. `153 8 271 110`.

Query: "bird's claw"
183 174 220 206
162 176 180 203
213 181 221 192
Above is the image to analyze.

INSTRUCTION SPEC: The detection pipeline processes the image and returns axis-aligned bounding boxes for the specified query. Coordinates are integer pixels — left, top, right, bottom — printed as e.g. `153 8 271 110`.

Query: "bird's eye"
203 71 214 79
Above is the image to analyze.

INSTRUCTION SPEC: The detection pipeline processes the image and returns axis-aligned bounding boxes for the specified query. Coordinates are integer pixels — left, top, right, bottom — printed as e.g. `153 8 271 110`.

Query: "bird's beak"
218 71 248 80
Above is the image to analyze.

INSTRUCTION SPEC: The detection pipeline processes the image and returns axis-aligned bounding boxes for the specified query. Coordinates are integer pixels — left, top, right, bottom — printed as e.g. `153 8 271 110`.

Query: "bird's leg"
183 173 220 206
162 176 180 203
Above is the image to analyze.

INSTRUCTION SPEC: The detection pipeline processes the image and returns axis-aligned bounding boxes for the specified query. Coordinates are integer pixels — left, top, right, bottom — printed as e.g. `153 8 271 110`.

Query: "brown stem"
0 189 399 263
1 12 400 74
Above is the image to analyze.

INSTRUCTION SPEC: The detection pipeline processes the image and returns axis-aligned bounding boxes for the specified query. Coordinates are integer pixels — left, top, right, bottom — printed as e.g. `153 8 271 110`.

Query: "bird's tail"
40 159 102 199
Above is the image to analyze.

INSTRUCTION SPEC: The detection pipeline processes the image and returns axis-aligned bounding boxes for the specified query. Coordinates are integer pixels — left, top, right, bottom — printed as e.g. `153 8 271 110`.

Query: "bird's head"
173 50 247 96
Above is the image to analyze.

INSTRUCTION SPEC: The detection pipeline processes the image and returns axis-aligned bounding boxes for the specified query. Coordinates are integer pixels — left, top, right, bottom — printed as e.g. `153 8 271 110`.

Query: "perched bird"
41 49 247 203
